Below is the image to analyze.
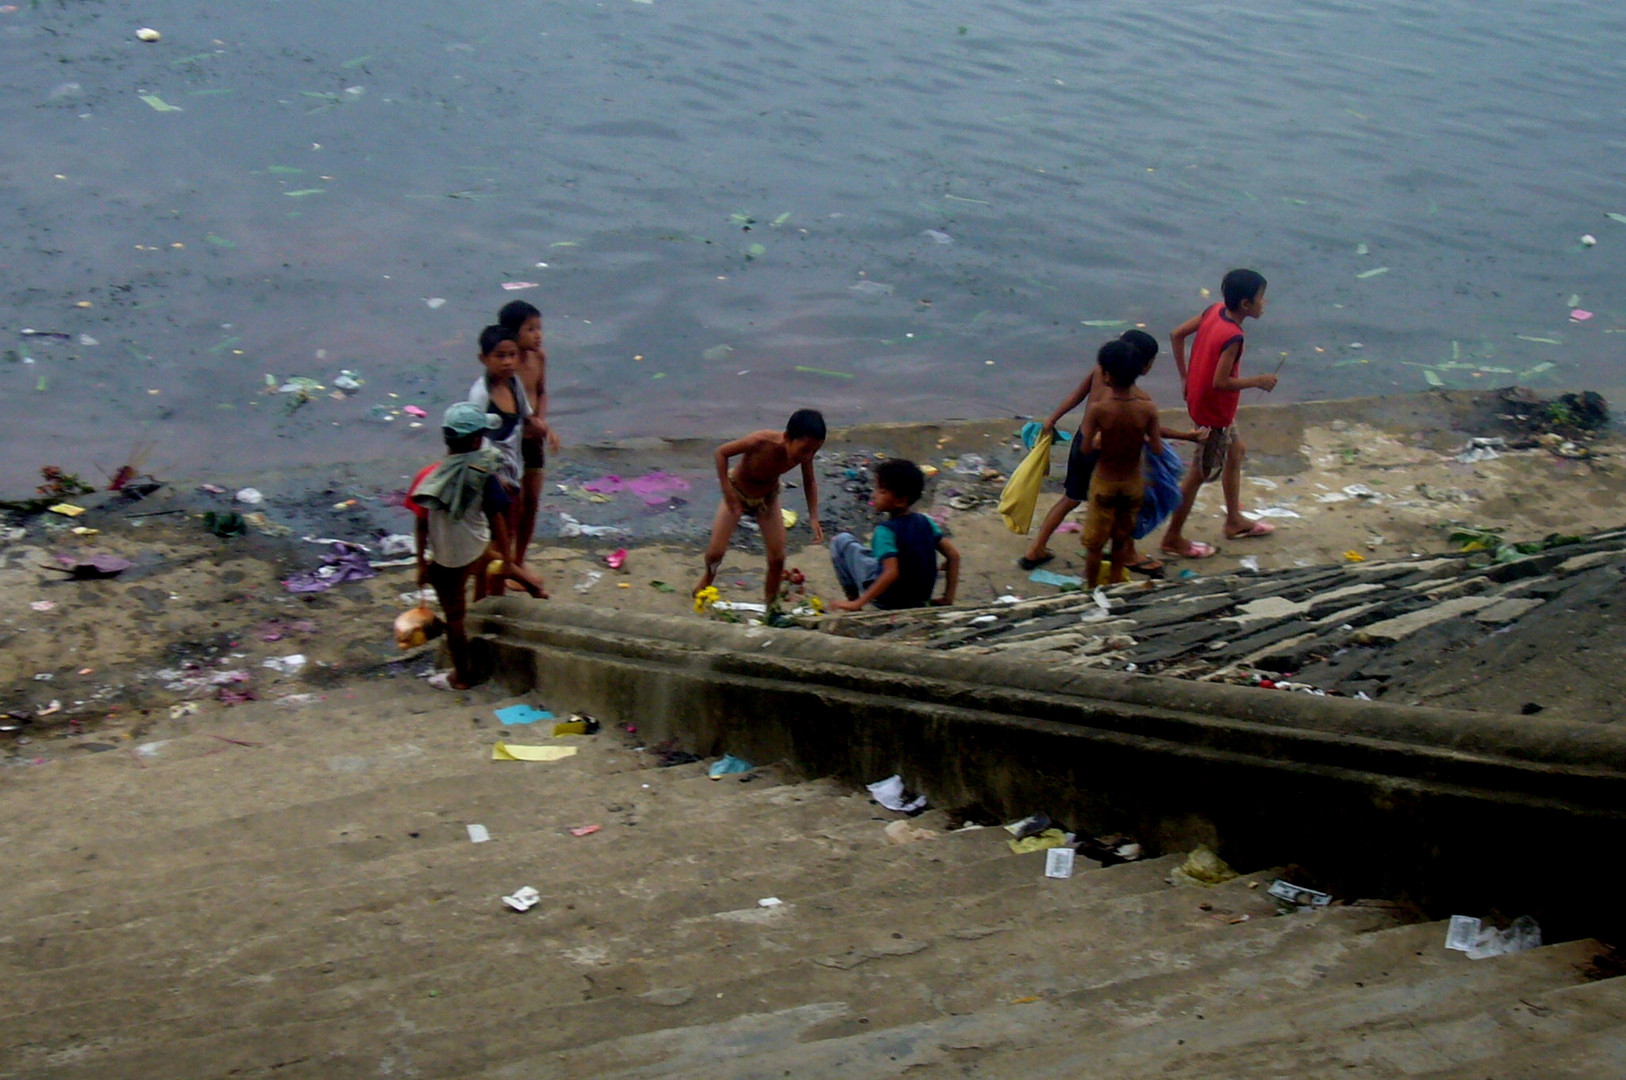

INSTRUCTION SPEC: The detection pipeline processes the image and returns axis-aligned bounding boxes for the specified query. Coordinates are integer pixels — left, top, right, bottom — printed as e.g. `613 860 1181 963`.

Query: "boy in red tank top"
1158 269 1277 559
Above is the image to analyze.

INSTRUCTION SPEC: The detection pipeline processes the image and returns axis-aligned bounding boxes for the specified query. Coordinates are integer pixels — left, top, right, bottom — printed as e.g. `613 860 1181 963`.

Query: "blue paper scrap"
495 705 555 726
1028 568 1084 588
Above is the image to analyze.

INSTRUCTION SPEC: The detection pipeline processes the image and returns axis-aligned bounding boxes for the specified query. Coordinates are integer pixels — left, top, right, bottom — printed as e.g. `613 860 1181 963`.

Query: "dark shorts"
1063 429 1099 502
521 436 545 470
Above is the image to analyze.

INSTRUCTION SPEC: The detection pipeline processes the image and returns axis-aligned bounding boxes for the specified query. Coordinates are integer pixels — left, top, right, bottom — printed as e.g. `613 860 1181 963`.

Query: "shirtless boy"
497 300 560 566
1077 340 1165 590
695 409 826 608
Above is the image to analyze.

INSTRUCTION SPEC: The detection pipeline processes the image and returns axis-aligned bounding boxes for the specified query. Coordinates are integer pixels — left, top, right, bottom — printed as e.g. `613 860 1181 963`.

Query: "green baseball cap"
442 401 501 436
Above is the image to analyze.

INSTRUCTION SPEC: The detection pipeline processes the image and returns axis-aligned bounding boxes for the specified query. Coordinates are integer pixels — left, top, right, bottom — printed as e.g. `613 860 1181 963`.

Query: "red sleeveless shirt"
1184 303 1246 429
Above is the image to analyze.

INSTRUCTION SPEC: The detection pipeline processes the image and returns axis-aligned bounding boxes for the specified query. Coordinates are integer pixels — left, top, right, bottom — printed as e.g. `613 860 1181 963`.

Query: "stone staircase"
2 681 1622 1078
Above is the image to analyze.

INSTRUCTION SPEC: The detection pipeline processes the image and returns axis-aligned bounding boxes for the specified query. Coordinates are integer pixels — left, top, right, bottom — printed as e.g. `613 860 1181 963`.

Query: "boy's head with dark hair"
783 408 826 463
497 300 540 331
479 324 518 357
1221 268 1268 313
785 408 826 442
1119 328 1159 367
478 324 520 380
1097 339 1143 390
498 300 543 355
873 458 926 512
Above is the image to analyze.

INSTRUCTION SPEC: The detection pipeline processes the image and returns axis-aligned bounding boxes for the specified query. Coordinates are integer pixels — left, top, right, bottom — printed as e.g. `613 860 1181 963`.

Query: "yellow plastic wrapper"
1007 827 1069 854
997 431 1053 534
1170 844 1238 886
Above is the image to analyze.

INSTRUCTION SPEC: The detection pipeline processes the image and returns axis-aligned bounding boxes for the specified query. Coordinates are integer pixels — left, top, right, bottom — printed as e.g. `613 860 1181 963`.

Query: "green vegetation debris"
1423 370 1444 387
1515 335 1560 345
795 365 854 379
283 189 325 197
1355 266 1390 279
205 234 237 249
340 55 375 69
139 94 183 112
1080 319 1128 327
745 243 767 259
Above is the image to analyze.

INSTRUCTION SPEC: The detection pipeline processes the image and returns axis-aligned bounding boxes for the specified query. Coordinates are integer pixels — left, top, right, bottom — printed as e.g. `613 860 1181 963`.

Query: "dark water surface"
3 0 1624 488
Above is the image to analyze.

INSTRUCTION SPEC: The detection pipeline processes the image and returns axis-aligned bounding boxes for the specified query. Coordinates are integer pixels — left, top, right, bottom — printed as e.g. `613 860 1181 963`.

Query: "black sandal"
1017 553 1056 571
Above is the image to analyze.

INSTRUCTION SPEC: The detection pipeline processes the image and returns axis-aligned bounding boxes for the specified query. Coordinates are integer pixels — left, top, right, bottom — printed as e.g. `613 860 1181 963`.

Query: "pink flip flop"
1160 540 1217 559
1225 521 1277 540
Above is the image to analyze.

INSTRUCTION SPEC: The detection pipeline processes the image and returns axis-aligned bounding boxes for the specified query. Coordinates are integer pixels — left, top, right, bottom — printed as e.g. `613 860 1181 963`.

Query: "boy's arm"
414 516 429 589
524 356 562 452
1042 370 1096 435
800 457 823 543
1078 402 1102 457
1169 313 1202 386
1212 342 1277 393
1156 419 1204 442
714 436 759 513
933 538 961 606
830 557 901 613
1145 405 1166 457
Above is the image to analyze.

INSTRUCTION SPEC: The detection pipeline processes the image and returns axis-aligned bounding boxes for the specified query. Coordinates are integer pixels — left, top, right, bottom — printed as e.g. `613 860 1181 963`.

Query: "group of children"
408 269 1276 688
408 301 556 691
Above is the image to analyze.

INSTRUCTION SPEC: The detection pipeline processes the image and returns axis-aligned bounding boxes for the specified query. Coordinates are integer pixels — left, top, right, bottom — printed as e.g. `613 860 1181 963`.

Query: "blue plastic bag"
1134 443 1185 540
1019 420 1072 451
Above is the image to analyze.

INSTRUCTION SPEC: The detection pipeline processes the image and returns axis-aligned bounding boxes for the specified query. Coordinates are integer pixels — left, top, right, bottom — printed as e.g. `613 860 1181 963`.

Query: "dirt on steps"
2 676 1623 1079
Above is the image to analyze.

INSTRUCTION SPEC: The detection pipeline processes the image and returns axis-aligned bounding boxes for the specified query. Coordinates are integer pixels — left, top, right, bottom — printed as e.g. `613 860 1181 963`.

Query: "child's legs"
517 460 544 565
1081 488 1112 589
1221 435 1248 528
757 500 788 606
1160 459 1208 550
428 560 473 687
1025 495 1080 560
696 499 743 593
1109 502 1140 578
828 532 880 601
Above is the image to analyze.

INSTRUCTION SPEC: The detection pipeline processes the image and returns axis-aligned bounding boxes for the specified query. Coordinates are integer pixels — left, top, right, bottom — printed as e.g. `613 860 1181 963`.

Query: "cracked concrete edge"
472 598 1626 777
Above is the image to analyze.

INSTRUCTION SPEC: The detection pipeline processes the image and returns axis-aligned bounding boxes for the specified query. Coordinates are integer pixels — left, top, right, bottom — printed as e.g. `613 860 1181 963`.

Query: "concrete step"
1410 1018 1626 1079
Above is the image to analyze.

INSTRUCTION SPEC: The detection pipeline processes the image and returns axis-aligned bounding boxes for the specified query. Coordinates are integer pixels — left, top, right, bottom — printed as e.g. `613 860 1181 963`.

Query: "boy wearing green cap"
408 402 547 690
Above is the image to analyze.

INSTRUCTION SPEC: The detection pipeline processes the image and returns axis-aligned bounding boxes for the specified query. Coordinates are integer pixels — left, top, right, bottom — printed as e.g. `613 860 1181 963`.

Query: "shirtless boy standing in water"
695 409 826 608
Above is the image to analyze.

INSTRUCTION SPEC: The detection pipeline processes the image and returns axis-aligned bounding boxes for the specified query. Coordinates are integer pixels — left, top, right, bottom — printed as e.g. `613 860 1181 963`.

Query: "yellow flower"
693 586 720 614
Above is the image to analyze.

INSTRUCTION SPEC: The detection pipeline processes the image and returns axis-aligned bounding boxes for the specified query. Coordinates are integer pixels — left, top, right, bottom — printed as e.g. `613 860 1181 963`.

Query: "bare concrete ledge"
472 597 1626 936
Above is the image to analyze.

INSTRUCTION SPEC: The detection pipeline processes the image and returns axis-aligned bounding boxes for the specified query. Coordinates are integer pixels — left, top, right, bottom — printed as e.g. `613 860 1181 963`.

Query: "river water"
2 0 1623 488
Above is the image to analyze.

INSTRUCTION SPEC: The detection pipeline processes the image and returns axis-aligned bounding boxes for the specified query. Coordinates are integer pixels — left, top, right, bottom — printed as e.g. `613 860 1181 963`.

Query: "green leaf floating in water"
1515 335 1561 345
139 94 182 112
205 234 237 249
1080 319 1129 328
1355 266 1390 279
745 243 767 259
795 365 854 379
283 189 326 197
1422 369 1444 387
1607 213 1626 225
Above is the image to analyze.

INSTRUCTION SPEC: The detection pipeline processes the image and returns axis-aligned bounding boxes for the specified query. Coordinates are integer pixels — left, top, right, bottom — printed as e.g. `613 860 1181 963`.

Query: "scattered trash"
261 654 307 675
1268 879 1333 908
574 570 603 593
204 511 247 538
395 601 444 649
849 280 894 298
332 370 364 392
136 27 161 42
377 533 414 557
884 820 939 845
1570 309 1594 321
553 714 601 736
284 542 376 592
605 548 627 570
867 774 928 813
492 742 578 762
1580 234 1597 247
234 487 264 505
402 405 428 418
495 704 553 726
1454 437 1504 464
1445 914 1542 960
501 281 540 291
274 693 318 710
467 823 491 843
709 754 753 780
1008 829 1069 854
558 513 629 539
243 512 293 537
49 553 132 579
1028 568 1083 588
568 824 602 838
650 580 677 593
1343 550 1366 563
47 503 86 517
1246 507 1300 519
1044 847 1076 879
169 702 200 720
582 471 692 505
1171 845 1238 886
921 229 953 244
1075 833 1142 865
1238 556 1260 573
502 886 541 912
29 600 55 612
